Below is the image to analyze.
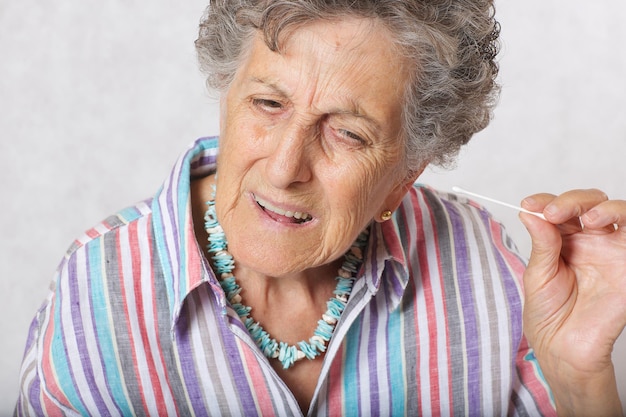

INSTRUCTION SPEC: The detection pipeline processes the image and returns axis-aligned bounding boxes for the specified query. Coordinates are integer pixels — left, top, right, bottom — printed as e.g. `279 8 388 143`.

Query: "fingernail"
544 204 558 216
522 197 536 207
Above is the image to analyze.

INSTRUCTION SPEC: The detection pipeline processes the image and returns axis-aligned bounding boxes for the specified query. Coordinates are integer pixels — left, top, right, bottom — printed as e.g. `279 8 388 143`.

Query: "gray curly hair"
195 0 500 170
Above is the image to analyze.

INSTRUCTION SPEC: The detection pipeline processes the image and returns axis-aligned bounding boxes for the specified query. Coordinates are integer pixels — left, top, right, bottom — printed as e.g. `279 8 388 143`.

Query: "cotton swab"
452 186 546 220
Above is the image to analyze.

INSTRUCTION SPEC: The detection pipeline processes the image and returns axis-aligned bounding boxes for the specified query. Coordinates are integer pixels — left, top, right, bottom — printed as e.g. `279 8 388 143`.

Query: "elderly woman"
15 1 626 416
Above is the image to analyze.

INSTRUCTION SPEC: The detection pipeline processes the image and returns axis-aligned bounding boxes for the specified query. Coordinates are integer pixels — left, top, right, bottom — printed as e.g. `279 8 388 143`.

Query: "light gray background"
1 0 624 413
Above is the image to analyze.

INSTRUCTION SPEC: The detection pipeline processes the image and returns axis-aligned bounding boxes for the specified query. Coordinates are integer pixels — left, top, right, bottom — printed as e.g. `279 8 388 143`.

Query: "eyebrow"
249 77 289 97
248 77 382 131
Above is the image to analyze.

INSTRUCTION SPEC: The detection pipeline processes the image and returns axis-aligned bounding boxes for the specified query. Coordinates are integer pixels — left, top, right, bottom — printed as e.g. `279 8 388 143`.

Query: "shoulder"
62 199 154 261
399 183 522 253
390 182 527 290
62 136 219 260
403 183 498 222
395 183 528 335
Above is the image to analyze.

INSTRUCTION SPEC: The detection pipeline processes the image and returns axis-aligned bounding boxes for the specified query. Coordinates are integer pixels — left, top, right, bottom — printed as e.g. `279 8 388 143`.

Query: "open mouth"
254 195 312 224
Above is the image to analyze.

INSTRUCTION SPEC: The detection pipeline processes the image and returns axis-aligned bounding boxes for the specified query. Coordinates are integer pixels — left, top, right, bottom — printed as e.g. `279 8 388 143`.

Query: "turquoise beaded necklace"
204 190 369 369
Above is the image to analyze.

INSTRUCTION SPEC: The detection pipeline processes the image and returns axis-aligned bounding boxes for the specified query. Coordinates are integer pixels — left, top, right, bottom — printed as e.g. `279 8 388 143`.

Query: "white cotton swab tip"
452 186 546 220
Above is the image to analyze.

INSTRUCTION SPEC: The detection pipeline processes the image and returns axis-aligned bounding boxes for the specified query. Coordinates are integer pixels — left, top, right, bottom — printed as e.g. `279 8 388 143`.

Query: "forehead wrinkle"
298 54 385 134
301 23 395 135
247 75 319 113
280 21 371 107
248 75 381 132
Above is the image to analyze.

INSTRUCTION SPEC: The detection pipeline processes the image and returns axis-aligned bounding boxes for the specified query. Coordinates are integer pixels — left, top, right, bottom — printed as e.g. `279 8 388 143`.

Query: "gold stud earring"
381 210 393 221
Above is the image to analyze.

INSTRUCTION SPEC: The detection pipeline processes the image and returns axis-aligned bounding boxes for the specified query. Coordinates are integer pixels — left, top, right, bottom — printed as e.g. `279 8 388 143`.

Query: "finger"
581 200 626 232
521 192 557 212
522 189 609 225
521 193 582 233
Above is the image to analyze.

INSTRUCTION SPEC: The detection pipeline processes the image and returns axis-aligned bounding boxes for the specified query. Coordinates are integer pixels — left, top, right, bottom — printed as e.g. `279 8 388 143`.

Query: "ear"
375 167 425 222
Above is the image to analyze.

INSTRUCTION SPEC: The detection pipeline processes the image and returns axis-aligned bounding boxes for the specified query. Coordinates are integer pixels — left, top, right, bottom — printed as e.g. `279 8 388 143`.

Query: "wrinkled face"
215 17 419 277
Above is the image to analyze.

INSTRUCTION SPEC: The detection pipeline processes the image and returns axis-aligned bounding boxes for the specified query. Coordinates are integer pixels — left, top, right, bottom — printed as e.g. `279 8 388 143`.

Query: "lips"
254 194 312 224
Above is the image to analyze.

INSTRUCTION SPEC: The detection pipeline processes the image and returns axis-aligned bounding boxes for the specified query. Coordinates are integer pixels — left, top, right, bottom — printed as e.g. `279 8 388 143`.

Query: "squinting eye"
252 98 283 110
338 129 365 144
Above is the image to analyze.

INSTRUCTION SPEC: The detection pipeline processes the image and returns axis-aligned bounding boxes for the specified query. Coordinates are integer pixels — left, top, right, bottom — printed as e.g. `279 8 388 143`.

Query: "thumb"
519 212 563 289
519 212 568 346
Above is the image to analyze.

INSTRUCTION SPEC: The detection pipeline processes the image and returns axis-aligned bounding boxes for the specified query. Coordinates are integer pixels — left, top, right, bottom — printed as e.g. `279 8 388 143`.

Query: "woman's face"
215 18 421 277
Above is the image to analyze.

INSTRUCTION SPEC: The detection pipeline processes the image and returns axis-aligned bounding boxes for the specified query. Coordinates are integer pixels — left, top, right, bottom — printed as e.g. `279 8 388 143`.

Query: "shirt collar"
150 137 226 329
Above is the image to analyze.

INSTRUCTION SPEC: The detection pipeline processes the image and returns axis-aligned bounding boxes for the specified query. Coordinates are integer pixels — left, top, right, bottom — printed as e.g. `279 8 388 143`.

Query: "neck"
235 254 342 289
233 259 342 323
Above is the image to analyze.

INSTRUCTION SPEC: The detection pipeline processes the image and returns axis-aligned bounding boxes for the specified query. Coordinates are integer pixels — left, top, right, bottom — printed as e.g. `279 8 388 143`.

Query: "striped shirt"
16 137 556 416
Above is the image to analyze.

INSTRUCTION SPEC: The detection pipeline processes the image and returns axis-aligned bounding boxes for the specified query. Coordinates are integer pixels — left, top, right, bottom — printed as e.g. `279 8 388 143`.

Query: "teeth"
255 195 312 221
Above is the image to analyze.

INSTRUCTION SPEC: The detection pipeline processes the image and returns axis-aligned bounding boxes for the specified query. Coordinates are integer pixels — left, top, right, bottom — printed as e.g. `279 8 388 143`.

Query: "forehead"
234 17 409 114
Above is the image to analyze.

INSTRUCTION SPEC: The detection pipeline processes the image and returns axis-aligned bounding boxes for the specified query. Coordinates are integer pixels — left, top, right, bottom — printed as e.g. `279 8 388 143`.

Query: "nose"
265 119 314 189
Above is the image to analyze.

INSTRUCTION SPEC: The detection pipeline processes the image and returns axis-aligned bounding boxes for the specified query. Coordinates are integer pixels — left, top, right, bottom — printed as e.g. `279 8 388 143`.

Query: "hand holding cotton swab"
452 186 546 220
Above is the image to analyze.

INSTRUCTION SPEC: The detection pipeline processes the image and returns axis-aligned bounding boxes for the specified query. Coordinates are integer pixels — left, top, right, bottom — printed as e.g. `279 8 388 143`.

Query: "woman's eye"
252 98 283 111
322 119 368 148
338 129 365 144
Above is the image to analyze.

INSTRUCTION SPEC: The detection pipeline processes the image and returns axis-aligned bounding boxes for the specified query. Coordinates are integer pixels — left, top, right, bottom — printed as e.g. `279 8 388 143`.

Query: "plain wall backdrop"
1 0 625 413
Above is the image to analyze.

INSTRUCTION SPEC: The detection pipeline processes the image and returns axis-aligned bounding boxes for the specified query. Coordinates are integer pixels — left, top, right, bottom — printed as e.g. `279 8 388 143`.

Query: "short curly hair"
195 0 500 170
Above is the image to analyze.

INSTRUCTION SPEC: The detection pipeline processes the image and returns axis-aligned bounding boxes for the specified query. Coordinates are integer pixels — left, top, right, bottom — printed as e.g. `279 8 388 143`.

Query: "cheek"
218 127 259 173
329 161 392 218
222 111 273 158
214 173 237 215
356 152 406 209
